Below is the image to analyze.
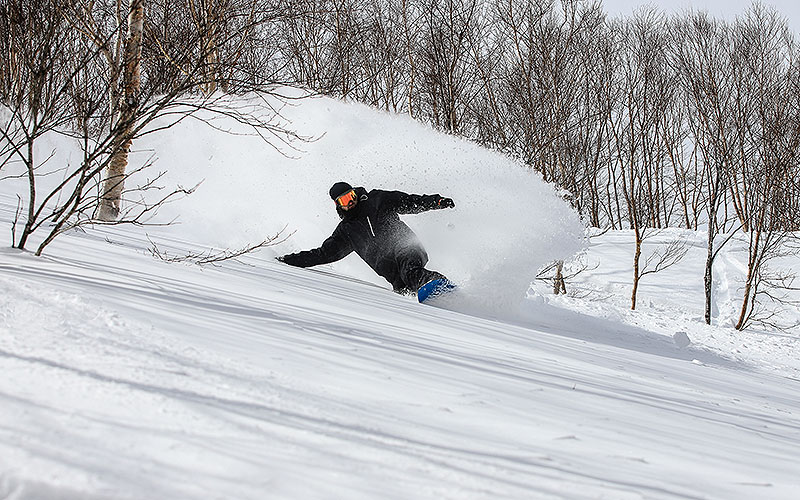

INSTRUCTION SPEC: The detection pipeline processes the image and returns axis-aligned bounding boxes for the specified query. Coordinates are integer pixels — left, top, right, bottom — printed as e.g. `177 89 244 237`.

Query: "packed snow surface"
1 93 799 499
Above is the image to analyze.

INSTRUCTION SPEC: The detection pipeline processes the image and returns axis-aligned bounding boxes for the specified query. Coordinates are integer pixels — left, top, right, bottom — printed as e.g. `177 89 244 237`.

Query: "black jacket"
281 188 448 283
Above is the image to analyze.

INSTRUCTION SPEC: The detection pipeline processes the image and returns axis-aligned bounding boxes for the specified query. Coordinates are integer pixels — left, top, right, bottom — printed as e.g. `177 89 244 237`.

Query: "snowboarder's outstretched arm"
278 225 352 267
383 190 455 215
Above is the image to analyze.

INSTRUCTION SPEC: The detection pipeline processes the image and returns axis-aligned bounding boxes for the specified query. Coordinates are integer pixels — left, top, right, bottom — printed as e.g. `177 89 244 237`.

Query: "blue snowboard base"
417 278 457 303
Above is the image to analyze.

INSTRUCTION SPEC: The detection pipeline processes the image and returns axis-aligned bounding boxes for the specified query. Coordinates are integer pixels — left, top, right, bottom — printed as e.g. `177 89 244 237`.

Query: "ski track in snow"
2 93 800 499
1 214 800 499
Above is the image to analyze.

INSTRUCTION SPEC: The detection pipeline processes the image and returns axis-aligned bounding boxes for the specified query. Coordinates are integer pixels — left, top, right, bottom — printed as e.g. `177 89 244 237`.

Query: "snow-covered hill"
1 93 799 499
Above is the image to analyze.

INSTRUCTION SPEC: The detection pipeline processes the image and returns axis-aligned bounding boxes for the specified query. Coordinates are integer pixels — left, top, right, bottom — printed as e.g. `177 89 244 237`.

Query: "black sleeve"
280 225 353 268
382 190 447 215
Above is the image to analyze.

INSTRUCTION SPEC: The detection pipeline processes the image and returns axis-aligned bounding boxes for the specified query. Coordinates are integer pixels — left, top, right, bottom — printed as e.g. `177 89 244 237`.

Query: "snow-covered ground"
1 93 799 499
545 229 800 379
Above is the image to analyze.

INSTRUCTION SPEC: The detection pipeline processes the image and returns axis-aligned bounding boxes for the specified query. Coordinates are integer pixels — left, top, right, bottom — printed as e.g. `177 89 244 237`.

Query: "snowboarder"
277 182 455 295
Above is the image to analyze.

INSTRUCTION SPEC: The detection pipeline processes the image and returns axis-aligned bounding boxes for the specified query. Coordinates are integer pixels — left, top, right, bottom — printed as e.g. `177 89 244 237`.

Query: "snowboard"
417 278 457 303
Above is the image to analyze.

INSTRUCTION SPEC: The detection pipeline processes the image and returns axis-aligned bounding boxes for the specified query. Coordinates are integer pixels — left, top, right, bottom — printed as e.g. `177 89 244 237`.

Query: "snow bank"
136 92 584 314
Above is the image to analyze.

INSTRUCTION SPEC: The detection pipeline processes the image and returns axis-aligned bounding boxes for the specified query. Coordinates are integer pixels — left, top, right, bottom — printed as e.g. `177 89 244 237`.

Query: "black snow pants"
390 246 447 294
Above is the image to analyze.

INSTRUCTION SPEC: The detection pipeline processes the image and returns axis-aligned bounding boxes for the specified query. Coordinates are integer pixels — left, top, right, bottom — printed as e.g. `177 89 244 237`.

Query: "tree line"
1 0 798 330
277 0 799 230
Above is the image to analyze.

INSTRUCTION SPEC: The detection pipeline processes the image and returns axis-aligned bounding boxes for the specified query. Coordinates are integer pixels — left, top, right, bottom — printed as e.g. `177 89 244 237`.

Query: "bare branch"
147 227 294 266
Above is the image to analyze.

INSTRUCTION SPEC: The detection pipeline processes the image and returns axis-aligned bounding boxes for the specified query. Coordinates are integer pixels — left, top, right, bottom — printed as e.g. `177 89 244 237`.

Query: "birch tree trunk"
98 0 144 222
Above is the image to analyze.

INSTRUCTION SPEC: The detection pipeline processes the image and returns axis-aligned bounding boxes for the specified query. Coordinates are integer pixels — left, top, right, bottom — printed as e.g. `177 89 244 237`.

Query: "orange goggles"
335 189 357 208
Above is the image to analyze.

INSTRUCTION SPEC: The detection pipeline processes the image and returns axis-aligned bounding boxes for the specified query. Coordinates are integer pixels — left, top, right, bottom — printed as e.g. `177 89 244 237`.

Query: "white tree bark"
98 0 144 221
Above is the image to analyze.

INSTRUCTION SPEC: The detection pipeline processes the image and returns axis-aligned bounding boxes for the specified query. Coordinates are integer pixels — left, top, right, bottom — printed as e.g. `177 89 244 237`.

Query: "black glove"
438 197 455 209
276 255 286 263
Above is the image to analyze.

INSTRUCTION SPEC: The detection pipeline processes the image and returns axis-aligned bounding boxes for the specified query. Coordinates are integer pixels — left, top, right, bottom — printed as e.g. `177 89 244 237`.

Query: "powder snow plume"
137 91 585 315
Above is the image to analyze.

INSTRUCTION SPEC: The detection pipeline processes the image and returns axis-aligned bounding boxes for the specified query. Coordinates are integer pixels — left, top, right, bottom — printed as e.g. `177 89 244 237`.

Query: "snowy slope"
1 93 800 499
542 229 800 379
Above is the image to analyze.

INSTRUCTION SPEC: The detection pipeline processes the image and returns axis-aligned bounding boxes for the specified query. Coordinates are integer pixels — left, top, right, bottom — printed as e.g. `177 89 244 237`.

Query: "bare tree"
187 0 228 95
494 0 565 175
0 0 85 249
671 12 740 324
415 0 480 133
607 10 681 309
536 252 598 297
401 0 420 117
725 6 800 330
2 0 303 255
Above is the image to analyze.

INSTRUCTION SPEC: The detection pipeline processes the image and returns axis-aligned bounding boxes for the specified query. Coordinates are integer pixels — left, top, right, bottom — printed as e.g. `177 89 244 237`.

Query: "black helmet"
329 182 353 200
